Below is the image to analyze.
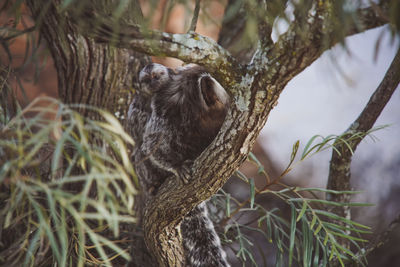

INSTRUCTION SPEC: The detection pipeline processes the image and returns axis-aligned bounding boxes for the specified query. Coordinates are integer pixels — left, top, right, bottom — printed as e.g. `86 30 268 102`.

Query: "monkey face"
138 63 175 96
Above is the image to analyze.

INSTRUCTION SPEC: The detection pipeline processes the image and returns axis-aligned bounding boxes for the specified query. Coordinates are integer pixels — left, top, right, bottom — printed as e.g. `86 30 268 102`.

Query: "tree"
1 0 399 266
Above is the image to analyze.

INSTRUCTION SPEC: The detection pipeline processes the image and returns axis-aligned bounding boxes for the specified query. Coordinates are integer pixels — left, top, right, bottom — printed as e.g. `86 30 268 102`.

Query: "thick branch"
252 0 390 87
84 13 244 89
27 0 148 118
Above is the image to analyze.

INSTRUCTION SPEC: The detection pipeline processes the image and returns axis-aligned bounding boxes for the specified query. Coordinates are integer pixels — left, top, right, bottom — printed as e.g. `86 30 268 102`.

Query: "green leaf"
295 187 363 195
226 193 231 217
250 178 255 209
52 123 74 176
235 170 249 182
288 140 300 167
248 152 265 174
313 238 320 267
296 201 308 222
289 198 373 207
310 215 317 230
314 222 322 236
288 205 296 267
314 210 371 229
301 134 323 159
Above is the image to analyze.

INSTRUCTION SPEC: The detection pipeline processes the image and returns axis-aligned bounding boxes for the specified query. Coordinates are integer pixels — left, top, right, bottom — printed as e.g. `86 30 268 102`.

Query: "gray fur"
129 63 230 266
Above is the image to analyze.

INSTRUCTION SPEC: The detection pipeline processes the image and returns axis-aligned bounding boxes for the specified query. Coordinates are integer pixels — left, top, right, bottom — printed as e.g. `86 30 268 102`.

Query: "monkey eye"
141 76 151 83
151 73 160 80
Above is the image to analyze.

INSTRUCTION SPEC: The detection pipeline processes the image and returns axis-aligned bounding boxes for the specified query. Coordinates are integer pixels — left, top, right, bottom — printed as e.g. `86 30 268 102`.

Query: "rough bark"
26 0 148 119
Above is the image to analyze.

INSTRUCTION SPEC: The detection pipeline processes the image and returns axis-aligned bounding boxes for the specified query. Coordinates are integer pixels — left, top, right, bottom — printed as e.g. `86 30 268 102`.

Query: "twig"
188 0 201 32
362 214 400 258
331 214 400 267
0 26 36 42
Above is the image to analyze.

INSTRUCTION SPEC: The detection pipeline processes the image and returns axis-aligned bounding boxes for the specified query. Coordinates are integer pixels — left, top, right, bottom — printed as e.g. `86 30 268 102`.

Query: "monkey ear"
200 75 219 107
199 74 229 109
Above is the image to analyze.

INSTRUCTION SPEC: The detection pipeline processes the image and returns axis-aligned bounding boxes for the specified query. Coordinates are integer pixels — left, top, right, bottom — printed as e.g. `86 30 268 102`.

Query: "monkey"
128 63 230 266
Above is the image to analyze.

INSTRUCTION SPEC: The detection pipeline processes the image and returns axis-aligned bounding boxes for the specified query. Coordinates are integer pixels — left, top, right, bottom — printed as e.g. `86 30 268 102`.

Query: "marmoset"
129 63 230 267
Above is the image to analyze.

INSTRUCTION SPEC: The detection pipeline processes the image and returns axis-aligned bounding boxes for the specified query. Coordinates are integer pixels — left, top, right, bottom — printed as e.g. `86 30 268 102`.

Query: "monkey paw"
177 160 194 184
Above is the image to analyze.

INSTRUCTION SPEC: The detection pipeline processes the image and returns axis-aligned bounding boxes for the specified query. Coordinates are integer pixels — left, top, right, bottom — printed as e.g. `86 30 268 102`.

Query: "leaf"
296 201 308 222
289 198 374 207
23 229 41 266
323 222 371 234
288 205 296 267
52 123 74 176
310 215 317 230
314 222 322 236
314 210 371 229
98 110 134 145
301 134 322 159
289 140 300 166
226 193 231 217
249 178 255 209
302 218 312 267
248 152 265 174
235 170 249 182
312 237 320 267
294 187 363 195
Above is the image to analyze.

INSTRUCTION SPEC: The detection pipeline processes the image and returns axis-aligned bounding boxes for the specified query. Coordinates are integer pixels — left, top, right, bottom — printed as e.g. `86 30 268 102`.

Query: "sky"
260 25 400 224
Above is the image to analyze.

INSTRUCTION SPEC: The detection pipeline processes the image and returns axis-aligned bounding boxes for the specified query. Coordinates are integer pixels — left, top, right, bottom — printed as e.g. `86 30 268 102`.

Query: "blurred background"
2 0 399 265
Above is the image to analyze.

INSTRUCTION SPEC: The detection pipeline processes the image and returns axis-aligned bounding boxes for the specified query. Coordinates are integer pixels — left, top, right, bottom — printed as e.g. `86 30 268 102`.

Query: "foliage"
209 130 385 267
0 97 137 267
215 186 371 267
0 97 383 266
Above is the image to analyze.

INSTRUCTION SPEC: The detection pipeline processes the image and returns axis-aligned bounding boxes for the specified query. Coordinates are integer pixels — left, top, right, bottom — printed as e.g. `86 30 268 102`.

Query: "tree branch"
326 46 400 250
360 214 400 259
252 0 390 87
327 45 400 200
84 11 245 89
26 0 148 119
188 0 201 32
346 0 391 38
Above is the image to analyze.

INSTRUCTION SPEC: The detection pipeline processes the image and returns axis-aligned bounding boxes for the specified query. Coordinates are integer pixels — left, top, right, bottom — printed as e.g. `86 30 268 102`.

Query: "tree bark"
26 0 148 118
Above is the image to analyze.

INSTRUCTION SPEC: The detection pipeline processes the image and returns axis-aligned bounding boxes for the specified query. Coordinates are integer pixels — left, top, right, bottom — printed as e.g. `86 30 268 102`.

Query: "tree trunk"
26 1 156 266
27 0 147 118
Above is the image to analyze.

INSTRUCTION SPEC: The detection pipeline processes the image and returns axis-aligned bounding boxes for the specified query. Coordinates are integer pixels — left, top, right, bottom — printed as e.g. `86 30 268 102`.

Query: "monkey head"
138 63 175 96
